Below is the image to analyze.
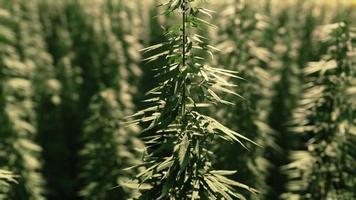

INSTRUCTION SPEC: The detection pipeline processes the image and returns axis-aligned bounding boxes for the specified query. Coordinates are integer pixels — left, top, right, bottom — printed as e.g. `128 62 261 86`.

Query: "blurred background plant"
0 0 354 199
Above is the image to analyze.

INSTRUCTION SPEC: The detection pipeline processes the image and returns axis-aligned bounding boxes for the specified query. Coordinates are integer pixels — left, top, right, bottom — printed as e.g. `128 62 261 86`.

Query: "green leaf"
157 157 174 172
212 174 259 194
140 43 165 52
210 170 237 176
120 180 153 190
178 134 190 167
204 177 233 200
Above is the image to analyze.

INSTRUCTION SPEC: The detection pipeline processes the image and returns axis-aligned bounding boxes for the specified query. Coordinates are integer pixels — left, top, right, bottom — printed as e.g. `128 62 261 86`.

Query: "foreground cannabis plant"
125 0 257 199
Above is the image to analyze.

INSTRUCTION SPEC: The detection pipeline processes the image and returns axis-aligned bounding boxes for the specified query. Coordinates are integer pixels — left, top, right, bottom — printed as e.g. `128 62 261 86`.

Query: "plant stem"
182 1 186 68
182 0 187 117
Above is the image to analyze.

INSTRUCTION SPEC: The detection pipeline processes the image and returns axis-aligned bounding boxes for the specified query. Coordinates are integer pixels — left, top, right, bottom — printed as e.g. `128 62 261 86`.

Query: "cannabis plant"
80 89 144 200
212 1 276 198
72 1 148 199
125 0 257 199
261 3 304 198
19 0 62 198
36 0 149 198
37 1 84 198
0 1 45 199
283 22 356 200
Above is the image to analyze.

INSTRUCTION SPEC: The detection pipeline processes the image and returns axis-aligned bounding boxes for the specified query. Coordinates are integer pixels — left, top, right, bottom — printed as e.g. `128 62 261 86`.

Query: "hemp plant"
125 0 258 199
0 1 45 199
283 22 356 200
213 0 276 198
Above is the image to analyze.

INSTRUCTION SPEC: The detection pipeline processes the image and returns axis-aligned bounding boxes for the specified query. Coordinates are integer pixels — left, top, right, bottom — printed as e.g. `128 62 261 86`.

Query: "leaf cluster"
124 0 257 199
283 22 356 200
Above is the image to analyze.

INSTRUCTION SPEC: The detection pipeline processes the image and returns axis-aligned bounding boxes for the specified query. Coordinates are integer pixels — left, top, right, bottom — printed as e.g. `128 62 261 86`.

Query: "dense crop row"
0 0 355 199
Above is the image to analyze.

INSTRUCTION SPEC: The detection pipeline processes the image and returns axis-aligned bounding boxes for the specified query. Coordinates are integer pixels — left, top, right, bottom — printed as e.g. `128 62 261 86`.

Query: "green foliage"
212 1 276 199
125 0 257 199
76 1 149 199
264 7 303 199
0 169 16 199
80 89 144 200
39 2 83 196
0 1 46 199
0 0 355 199
35 0 148 198
283 22 356 200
